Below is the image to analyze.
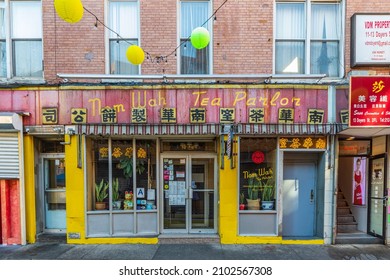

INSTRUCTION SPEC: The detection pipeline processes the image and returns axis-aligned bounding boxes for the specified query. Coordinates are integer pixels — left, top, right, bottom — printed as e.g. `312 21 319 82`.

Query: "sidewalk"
1 242 390 260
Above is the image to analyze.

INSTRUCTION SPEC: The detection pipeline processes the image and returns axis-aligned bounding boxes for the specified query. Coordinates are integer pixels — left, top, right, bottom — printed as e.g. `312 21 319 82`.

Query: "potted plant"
246 174 261 210
95 179 108 210
112 177 122 210
239 192 246 210
261 182 275 210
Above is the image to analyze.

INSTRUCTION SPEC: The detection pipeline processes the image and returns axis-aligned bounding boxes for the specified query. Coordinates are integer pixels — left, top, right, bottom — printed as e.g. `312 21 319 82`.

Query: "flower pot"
261 200 274 210
246 199 260 210
113 200 122 210
95 201 106 210
239 203 245 210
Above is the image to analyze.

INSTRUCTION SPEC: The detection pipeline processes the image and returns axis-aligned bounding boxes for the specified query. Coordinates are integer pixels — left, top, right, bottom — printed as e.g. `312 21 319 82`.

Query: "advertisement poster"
352 157 366 206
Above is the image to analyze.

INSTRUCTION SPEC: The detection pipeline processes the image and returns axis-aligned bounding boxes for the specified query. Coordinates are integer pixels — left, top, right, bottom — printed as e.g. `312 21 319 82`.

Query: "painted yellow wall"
24 135 36 244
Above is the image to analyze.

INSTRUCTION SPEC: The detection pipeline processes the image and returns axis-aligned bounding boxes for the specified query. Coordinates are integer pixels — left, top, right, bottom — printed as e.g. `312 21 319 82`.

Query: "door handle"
187 188 193 199
310 189 314 203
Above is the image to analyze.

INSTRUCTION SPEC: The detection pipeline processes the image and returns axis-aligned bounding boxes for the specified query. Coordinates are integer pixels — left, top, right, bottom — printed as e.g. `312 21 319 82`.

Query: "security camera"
25 128 30 133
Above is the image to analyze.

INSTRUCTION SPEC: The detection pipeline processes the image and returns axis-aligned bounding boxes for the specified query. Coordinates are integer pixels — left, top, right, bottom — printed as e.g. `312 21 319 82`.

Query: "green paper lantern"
190 27 210 50
54 0 84 24
126 45 145 65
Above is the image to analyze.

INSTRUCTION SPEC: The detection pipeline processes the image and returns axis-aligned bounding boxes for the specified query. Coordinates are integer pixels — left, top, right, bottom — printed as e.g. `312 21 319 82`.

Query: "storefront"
2 83 346 244
337 76 390 244
0 112 26 245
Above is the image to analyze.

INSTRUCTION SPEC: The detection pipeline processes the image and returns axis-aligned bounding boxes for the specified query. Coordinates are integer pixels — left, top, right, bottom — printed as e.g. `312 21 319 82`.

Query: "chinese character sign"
350 76 390 127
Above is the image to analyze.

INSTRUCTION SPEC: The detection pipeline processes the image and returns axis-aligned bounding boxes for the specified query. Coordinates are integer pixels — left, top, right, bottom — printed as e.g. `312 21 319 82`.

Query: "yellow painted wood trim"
23 135 36 244
281 239 324 245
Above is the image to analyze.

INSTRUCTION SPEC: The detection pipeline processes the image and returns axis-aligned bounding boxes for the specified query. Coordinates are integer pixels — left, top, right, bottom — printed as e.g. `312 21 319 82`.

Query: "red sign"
251 151 264 164
350 76 390 127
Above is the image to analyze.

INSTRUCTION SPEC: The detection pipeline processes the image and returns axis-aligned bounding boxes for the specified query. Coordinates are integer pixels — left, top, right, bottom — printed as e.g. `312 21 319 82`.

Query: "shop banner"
350 76 390 127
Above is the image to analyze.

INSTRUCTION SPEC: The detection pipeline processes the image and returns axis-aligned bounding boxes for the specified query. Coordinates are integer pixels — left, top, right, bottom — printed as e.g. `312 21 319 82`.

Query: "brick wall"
42 0 390 82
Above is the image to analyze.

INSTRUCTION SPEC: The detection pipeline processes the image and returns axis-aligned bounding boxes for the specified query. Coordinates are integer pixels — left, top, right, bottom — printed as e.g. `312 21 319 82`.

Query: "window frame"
273 0 344 78
0 0 43 79
178 0 213 75
106 0 140 75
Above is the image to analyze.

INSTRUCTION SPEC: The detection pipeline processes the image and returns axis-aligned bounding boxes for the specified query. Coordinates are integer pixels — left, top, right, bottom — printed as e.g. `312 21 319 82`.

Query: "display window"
86 138 157 212
239 138 277 211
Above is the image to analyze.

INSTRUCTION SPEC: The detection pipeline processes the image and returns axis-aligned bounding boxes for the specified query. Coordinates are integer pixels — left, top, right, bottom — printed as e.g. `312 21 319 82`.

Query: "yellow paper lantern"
54 0 84 24
126 45 145 65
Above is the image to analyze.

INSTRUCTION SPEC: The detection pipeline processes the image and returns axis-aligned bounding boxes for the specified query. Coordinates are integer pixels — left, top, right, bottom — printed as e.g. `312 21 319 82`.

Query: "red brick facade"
41 0 390 83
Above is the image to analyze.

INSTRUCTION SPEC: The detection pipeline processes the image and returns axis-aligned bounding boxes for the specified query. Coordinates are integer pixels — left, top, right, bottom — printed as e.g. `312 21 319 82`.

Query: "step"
337 207 351 215
337 215 356 223
337 223 358 233
335 232 383 244
158 234 220 244
337 200 348 207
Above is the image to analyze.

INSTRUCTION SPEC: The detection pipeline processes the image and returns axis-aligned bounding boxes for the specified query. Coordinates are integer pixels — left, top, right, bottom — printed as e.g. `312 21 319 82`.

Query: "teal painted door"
283 162 316 237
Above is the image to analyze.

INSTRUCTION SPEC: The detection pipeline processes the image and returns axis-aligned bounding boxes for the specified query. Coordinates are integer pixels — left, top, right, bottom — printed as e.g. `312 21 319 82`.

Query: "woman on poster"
353 158 363 205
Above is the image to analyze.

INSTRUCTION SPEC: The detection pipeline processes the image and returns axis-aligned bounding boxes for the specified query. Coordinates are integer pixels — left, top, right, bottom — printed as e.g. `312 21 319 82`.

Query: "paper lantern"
190 27 210 50
126 45 145 65
54 0 84 24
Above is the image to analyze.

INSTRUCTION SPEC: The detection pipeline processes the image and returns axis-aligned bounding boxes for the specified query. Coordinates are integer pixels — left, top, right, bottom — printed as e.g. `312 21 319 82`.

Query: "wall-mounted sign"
279 137 327 150
351 14 390 66
350 76 390 127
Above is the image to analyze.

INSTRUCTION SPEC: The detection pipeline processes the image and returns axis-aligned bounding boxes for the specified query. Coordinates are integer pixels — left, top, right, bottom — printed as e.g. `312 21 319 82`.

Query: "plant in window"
112 177 122 210
247 174 261 210
118 147 146 178
95 179 108 210
239 192 246 210
261 179 275 210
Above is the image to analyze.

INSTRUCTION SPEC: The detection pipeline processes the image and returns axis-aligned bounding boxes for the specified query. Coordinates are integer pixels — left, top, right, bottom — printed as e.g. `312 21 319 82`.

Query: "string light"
82 0 229 64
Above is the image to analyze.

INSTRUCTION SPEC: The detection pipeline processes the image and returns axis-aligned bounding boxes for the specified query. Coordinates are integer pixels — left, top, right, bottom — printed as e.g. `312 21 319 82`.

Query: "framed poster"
352 157 366 206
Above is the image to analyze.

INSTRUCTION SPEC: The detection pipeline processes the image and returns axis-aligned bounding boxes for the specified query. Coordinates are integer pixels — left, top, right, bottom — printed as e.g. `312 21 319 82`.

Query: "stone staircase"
337 190 358 233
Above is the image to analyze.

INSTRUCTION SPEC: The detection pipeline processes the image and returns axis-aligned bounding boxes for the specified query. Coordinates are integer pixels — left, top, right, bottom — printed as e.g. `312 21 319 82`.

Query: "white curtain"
310 4 340 77
180 1 210 74
275 3 305 74
11 1 42 77
109 1 139 74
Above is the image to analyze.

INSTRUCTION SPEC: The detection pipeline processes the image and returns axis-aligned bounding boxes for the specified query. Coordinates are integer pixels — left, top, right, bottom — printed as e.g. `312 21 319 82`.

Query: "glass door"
368 155 387 240
190 158 216 233
162 155 217 233
42 156 66 232
162 157 187 232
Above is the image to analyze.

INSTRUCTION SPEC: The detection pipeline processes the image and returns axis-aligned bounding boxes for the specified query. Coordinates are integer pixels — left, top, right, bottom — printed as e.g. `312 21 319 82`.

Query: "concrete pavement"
1 242 390 260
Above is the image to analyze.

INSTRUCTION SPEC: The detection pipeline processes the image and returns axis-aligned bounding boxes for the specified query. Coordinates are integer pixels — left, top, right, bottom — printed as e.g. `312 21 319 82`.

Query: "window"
180 0 210 74
0 1 43 78
239 138 277 211
87 138 157 212
275 1 341 77
108 0 139 74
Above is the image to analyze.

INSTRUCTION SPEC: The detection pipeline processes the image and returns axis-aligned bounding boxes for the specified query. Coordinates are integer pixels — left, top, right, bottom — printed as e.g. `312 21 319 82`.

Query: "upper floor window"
0 0 42 78
108 0 139 75
180 0 211 74
275 1 341 77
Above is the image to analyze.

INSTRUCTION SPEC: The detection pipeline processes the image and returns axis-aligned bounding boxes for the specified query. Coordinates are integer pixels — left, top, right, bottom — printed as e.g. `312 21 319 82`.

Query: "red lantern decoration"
252 151 264 164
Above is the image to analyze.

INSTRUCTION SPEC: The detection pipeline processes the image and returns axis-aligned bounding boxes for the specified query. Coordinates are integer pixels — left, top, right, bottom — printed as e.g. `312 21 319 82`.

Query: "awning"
75 123 343 136
338 126 390 137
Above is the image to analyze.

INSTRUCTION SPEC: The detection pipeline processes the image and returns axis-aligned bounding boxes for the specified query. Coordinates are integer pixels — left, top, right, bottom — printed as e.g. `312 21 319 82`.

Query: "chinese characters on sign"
350 76 390 127
279 137 327 149
42 108 58 124
38 88 343 126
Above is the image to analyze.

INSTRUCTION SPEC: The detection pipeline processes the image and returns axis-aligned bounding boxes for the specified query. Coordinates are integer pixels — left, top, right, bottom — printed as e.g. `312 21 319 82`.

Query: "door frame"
159 152 218 234
367 154 387 241
38 153 66 233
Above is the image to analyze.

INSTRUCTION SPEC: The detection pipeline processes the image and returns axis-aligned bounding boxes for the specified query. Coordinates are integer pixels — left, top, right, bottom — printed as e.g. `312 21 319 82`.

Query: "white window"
108 0 139 75
180 0 211 74
275 1 342 77
0 0 42 78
